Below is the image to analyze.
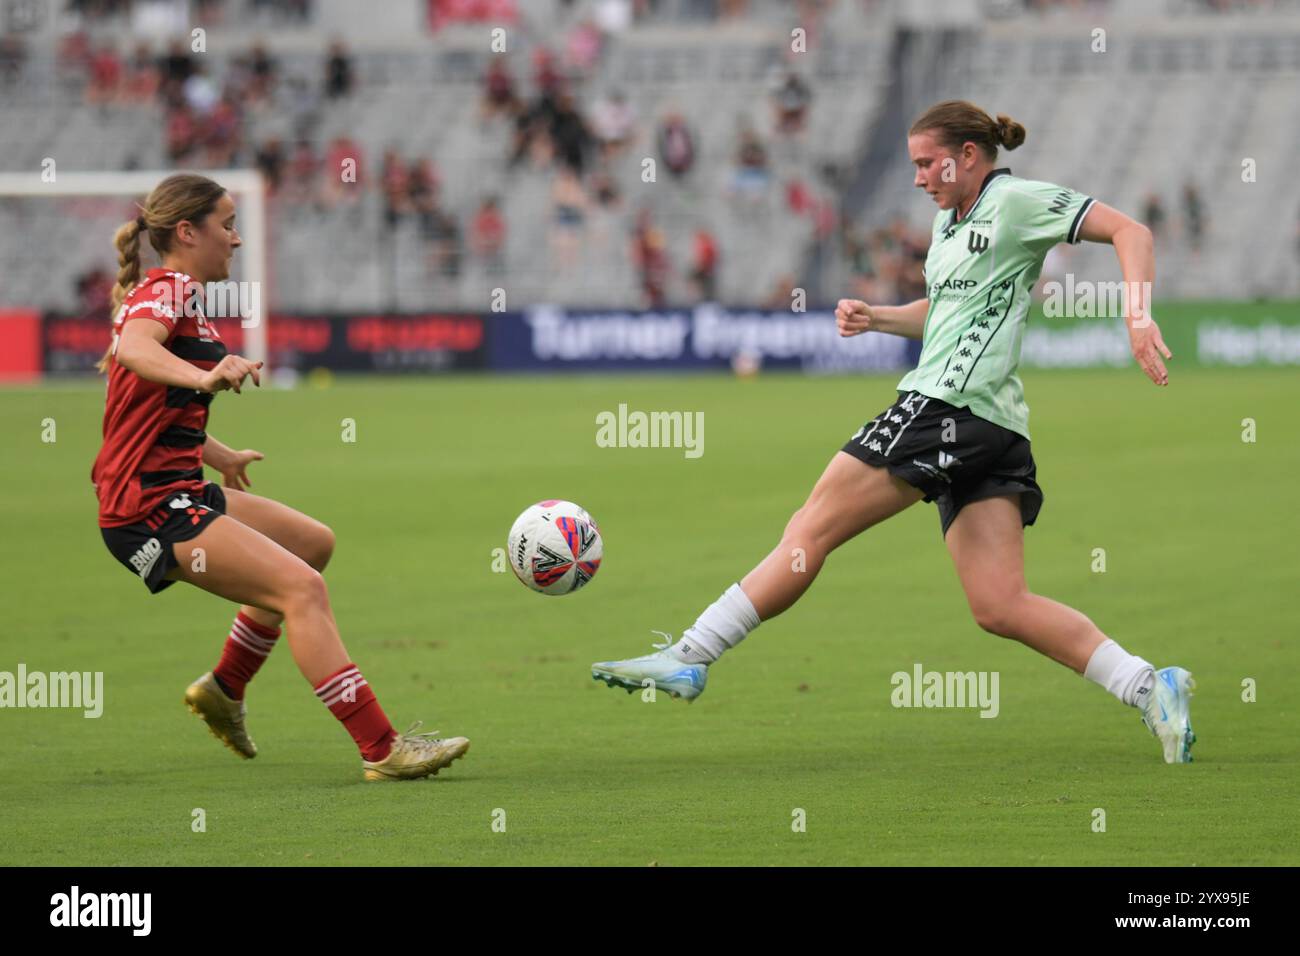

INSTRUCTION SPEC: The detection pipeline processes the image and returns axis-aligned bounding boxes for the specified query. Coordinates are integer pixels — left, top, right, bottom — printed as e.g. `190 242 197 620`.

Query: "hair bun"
995 114 1025 150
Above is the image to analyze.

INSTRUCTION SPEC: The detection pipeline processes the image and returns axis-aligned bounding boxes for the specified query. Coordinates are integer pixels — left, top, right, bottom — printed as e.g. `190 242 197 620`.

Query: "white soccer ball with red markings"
507 499 603 595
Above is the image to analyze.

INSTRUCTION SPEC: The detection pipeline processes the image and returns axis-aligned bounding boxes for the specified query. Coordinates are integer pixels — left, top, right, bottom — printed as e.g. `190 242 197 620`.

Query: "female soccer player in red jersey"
593 102 1195 764
92 173 468 781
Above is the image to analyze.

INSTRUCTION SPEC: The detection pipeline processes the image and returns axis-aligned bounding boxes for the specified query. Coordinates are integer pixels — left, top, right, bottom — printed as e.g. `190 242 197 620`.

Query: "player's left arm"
1077 201 1171 386
202 433 264 490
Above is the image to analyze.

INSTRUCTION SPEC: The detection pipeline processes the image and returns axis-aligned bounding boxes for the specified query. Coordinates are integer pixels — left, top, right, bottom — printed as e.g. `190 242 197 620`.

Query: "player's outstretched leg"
592 452 923 700
170 512 469 779
180 487 339 757
945 495 1194 763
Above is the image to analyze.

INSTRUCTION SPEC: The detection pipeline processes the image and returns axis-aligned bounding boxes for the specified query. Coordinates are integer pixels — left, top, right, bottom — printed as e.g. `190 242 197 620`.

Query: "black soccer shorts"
101 482 227 594
840 390 1043 536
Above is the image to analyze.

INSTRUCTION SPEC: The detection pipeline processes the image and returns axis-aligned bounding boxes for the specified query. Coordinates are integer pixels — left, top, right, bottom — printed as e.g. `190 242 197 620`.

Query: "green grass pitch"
1 367 1296 865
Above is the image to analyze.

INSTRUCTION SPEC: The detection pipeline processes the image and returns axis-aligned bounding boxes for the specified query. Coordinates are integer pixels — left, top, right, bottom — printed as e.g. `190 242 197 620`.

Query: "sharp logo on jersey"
128 537 164 578
1047 189 1073 215
930 278 977 295
967 231 989 255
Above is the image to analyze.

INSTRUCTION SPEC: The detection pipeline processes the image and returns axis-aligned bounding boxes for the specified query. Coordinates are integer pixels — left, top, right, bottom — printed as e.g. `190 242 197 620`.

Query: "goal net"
0 169 269 376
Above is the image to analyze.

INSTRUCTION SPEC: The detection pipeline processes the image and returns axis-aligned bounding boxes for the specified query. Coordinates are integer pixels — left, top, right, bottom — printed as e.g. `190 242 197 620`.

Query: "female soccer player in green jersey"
592 100 1195 764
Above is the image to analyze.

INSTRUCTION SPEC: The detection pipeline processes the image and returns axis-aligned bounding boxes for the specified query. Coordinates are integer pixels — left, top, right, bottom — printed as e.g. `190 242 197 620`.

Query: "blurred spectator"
1182 182 1203 251
533 46 563 98
57 31 92 91
688 229 718 302
202 93 242 167
565 18 604 78
1142 191 1165 241
285 74 322 135
165 105 199 163
124 42 160 101
409 158 442 221
728 124 770 206
421 202 462 278
86 42 122 105
591 90 636 159
282 139 320 206
480 59 520 123
321 136 364 209
74 266 114 320
248 42 278 102
471 196 507 275
183 64 221 115
631 209 670 307
771 70 812 137
159 39 196 103
381 150 411 229
324 40 354 99
0 34 28 88
841 216 930 305
657 112 695 179
590 165 622 209
256 138 286 194
510 92 558 169
549 91 593 175
550 169 588 273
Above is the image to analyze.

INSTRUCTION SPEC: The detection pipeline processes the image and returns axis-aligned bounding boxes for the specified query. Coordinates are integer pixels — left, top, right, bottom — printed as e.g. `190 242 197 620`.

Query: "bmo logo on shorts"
168 494 193 509
129 537 164 578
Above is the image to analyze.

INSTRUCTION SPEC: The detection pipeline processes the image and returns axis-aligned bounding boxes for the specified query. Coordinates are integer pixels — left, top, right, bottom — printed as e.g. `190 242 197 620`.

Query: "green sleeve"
1002 179 1096 253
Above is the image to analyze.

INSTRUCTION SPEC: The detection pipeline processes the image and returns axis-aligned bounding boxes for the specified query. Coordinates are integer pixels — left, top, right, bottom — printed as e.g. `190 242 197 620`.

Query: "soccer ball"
507 500 603 595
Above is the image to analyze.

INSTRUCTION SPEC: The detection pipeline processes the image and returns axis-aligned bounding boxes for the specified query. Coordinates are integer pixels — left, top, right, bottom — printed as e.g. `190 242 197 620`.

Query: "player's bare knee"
970 596 1022 637
282 565 330 615
309 523 336 571
782 508 827 560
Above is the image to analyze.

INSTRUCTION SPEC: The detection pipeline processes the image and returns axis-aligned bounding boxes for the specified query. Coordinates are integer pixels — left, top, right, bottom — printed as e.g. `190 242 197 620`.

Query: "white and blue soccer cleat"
591 633 708 702
1139 666 1196 764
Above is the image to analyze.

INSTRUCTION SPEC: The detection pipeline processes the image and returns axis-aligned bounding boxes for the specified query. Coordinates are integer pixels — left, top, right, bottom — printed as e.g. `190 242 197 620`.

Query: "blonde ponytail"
96 216 147 374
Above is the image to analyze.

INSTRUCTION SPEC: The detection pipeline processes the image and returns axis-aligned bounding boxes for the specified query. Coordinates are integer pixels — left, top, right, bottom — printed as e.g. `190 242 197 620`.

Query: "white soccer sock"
670 583 761 664
1084 639 1155 707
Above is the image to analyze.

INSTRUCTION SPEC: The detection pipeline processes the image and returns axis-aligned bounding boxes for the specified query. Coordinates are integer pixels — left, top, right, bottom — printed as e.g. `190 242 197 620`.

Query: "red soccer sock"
213 611 281 701
313 663 396 763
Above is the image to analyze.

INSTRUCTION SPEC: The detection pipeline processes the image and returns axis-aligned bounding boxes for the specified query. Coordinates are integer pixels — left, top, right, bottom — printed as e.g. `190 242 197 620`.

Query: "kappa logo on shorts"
167 493 210 526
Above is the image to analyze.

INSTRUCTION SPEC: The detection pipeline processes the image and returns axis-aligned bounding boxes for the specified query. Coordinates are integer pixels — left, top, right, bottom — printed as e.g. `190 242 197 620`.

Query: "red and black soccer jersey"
91 268 228 527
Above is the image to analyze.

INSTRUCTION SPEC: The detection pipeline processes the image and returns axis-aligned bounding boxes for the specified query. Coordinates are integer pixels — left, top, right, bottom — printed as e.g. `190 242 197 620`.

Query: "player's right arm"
116 319 263 394
835 298 928 340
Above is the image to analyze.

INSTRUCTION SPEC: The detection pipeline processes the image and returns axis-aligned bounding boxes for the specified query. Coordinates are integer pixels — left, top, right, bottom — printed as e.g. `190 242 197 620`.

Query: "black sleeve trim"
1068 197 1096 244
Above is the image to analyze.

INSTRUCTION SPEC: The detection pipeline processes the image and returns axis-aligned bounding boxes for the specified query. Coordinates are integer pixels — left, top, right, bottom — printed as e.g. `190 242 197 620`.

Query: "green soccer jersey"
896 168 1095 440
